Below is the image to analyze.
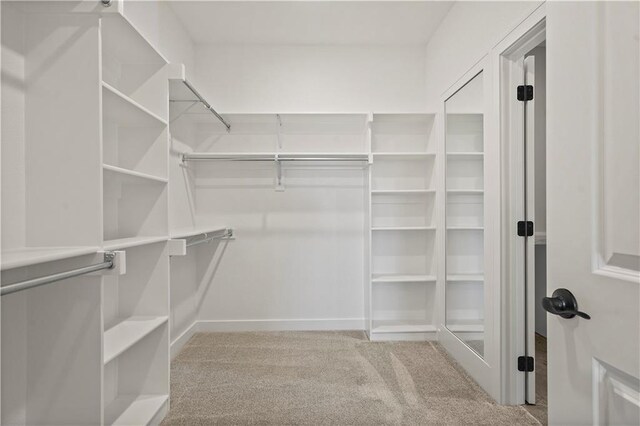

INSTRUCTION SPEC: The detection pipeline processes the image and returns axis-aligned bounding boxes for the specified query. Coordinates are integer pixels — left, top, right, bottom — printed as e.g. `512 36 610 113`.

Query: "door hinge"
517 221 534 237
517 85 534 101
518 356 534 372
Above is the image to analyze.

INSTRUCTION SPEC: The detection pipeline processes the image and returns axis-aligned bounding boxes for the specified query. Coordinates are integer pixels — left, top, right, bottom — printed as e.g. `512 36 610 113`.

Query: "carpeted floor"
162 331 540 425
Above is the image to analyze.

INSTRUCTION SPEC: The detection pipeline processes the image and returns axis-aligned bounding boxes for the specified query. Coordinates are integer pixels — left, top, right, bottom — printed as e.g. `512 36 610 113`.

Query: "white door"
439 56 502 402
546 2 640 424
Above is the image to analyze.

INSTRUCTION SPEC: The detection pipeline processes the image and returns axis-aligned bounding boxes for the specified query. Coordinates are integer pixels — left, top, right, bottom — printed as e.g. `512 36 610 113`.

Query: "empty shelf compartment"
104 316 168 364
372 274 436 283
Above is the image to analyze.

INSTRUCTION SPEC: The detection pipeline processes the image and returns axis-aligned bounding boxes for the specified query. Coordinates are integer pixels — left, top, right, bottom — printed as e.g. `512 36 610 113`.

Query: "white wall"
194 44 427 113
424 1 542 109
187 117 368 332
122 0 195 81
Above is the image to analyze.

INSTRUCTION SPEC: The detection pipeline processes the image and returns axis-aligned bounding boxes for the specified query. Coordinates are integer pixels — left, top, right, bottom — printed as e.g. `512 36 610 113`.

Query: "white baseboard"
170 321 198 360
196 318 365 332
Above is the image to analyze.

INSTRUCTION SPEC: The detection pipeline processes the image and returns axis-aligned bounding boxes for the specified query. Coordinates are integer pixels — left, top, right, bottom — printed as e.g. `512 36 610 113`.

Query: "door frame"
492 5 546 405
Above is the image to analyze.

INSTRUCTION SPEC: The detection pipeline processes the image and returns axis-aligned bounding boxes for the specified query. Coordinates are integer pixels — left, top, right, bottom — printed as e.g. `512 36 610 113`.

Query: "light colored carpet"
162 331 540 425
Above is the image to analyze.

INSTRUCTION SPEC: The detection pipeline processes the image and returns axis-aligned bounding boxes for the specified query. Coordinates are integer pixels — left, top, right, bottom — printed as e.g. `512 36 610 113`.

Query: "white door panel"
547 2 639 424
439 56 502 402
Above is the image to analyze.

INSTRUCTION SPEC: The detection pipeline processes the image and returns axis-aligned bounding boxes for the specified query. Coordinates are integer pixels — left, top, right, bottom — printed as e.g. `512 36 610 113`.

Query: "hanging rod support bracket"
185 228 234 248
103 251 116 266
275 154 285 191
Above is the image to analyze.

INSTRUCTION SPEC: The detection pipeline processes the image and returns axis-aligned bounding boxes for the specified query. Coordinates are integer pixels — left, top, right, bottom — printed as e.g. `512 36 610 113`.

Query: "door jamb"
491 8 546 405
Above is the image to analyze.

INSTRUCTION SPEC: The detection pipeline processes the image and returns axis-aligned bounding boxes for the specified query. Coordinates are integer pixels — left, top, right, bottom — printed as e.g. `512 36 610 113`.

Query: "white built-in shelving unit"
367 113 438 341
1 4 174 424
101 14 169 250
100 12 171 425
102 242 170 425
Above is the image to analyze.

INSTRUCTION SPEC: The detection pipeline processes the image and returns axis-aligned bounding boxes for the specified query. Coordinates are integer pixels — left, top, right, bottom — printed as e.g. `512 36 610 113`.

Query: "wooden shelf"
170 225 230 239
446 226 484 231
446 152 484 160
447 274 484 282
371 189 435 195
372 274 436 283
104 316 168 364
105 394 168 426
372 152 435 160
371 321 436 334
103 236 168 251
1 246 100 271
103 164 168 184
102 82 168 127
372 226 435 231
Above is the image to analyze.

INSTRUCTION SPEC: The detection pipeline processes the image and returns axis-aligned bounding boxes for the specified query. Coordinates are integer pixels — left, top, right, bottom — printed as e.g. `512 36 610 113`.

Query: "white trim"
439 325 491 383
593 263 640 284
492 2 547 406
369 331 436 342
197 318 365 332
170 322 198 360
439 2 545 100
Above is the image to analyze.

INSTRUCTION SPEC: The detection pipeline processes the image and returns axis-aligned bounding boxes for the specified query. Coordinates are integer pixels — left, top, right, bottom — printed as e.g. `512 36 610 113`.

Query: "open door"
546 2 639 424
439 57 502 402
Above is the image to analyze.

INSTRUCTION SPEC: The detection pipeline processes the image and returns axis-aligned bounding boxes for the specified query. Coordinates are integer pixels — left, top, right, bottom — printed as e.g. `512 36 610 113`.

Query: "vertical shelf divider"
100 12 171 426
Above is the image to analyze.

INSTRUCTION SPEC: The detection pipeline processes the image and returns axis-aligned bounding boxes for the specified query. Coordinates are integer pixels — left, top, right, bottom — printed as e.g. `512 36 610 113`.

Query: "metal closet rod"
182 153 369 162
186 228 234 248
1 252 116 296
181 79 231 131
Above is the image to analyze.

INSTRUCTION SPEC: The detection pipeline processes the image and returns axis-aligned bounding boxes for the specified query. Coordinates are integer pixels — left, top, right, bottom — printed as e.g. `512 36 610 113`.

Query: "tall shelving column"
0 4 104 424
368 114 437 341
100 14 171 425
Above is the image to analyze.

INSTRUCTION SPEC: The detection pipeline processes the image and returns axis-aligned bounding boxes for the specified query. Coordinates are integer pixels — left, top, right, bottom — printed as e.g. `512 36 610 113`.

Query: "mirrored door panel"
445 71 485 357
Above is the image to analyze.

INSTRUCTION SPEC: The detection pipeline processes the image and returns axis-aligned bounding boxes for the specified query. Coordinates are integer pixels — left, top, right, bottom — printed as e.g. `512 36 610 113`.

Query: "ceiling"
169 1 454 45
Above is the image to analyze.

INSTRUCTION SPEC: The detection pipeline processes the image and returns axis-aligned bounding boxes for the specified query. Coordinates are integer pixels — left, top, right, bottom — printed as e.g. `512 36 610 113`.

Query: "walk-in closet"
2 1 639 425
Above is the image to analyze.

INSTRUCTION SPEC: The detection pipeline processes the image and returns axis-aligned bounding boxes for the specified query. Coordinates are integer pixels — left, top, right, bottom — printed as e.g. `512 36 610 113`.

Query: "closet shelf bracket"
184 228 234 249
169 63 230 131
